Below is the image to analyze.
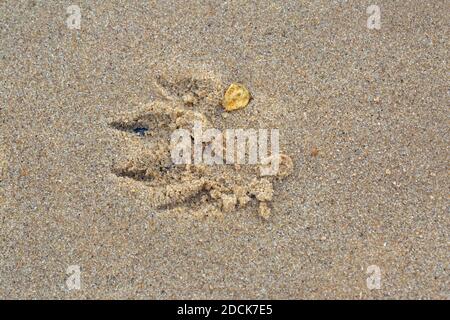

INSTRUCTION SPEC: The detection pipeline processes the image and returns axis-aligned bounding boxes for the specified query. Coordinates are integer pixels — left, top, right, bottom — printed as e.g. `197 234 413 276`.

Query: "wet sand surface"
0 1 448 299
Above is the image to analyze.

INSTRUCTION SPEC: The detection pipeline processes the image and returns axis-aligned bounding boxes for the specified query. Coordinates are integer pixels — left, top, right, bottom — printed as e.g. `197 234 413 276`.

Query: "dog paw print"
108 70 293 219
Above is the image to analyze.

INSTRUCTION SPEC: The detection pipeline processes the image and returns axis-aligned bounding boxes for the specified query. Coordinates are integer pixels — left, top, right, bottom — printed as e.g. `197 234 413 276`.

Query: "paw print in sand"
108 70 293 220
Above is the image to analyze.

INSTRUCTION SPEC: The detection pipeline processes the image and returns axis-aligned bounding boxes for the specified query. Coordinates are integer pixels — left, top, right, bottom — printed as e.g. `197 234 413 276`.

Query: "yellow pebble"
223 83 251 111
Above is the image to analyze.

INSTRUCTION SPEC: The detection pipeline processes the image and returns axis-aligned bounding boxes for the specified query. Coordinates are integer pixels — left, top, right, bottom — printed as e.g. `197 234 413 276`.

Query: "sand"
0 0 448 299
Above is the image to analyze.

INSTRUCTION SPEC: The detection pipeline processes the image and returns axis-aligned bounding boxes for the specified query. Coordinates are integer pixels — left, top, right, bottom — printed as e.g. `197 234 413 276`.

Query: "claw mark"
109 71 293 219
149 178 207 208
155 72 223 108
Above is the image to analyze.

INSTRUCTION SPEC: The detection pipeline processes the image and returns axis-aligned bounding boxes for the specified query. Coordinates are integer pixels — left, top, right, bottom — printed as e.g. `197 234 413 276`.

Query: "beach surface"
0 0 448 299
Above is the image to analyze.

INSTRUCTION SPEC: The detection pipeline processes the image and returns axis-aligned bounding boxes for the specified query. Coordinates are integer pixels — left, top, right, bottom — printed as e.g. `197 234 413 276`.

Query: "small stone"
182 93 196 106
238 195 251 207
223 83 251 111
250 178 273 201
258 202 271 220
221 194 237 213
209 189 222 200
385 168 391 175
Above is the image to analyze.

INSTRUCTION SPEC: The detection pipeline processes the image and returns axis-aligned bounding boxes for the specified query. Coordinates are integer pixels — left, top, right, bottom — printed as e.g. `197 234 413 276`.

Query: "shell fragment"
223 83 251 111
